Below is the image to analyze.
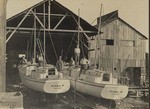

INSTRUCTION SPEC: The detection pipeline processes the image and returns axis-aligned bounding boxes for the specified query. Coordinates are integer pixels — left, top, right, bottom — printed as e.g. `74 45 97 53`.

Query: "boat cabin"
19 64 61 79
79 70 118 85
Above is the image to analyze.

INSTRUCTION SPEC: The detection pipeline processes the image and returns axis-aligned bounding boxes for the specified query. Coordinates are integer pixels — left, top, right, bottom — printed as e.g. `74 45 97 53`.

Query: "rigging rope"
48 32 58 60
64 32 76 59
38 29 50 64
37 38 50 64
28 29 34 60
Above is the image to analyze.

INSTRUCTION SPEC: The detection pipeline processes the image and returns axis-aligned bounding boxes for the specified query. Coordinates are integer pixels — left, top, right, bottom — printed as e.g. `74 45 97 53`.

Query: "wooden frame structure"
6 0 97 44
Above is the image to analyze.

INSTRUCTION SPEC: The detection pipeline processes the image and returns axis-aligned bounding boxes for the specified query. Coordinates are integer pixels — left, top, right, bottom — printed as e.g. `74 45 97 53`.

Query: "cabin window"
103 74 110 81
48 68 55 75
106 39 114 45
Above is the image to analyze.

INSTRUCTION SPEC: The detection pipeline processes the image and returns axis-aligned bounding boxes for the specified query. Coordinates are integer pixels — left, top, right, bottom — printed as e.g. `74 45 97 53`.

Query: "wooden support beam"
6 29 12 35
26 12 71 17
53 13 68 29
72 15 90 40
48 0 51 29
43 2 46 67
6 8 32 43
6 27 97 34
0 0 6 92
30 10 45 29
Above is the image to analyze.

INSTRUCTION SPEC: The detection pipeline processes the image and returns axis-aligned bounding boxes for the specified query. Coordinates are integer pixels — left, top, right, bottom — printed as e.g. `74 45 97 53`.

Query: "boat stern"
43 79 70 94
101 85 128 100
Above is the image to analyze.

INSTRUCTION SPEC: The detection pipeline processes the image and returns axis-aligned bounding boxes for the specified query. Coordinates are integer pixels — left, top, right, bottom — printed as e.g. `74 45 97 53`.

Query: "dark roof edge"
100 17 147 40
7 0 98 36
118 17 147 39
96 10 147 39
53 0 98 32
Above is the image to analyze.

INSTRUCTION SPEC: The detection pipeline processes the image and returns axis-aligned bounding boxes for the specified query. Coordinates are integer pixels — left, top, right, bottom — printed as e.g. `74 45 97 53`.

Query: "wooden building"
88 10 147 86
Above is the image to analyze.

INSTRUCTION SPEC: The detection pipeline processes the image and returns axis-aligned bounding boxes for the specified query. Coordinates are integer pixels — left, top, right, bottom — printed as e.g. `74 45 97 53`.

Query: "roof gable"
96 10 147 39
97 10 118 24
7 0 97 36
7 0 98 37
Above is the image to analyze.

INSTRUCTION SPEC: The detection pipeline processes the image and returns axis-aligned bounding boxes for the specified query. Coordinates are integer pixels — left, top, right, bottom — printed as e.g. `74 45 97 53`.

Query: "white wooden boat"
18 63 70 94
63 67 129 100
18 3 70 94
62 5 129 100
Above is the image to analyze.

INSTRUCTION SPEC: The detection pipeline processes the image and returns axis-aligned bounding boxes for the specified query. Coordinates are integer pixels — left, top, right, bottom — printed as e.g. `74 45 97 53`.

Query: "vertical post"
77 9 80 48
0 0 6 92
48 0 51 29
98 4 102 69
43 3 46 67
33 9 36 63
94 4 102 69
76 9 80 66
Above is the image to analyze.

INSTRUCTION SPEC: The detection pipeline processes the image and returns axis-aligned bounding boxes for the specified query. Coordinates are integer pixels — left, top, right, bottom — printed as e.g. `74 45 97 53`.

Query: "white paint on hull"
68 76 128 100
43 79 70 93
20 74 70 94
101 85 128 100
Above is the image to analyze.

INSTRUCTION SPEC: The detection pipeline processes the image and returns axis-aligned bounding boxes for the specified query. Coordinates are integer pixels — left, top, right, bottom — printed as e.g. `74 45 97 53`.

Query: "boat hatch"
48 68 55 75
102 74 110 81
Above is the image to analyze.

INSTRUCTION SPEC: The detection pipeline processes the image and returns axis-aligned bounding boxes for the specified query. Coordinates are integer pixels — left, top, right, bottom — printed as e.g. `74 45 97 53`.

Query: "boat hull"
19 73 70 94
68 76 128 100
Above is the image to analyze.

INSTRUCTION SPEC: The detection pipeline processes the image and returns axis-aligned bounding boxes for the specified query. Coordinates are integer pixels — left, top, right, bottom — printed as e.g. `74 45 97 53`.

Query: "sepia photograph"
0 0 149 109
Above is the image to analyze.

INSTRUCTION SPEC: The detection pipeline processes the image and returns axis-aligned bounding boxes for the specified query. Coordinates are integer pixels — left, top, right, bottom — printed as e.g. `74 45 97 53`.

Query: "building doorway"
132 67 141 86
125 67 141 86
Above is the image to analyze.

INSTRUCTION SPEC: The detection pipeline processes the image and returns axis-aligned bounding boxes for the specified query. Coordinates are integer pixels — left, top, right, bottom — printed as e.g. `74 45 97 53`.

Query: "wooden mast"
43 2 46 67
48 0 51 29
94 4 102 69
75 9 81 66
77 9 80 66
0 0 6 92
77 9 80 49
33 9 36 63
98 4 103 69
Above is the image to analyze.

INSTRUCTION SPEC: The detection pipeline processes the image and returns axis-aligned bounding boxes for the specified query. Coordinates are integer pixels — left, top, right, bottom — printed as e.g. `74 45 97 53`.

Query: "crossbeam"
71 15 90 40
26 12 71 17
30 10 45 29
53 13 68 29
6 27 97 33
6 8 32 43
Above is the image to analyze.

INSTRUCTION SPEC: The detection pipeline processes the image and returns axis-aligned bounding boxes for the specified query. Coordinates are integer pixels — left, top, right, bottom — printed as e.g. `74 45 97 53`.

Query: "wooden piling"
0 0 6 92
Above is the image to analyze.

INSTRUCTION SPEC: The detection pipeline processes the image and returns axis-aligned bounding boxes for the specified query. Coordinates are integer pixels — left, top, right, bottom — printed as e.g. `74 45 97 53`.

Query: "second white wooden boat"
18 64 70 94
63 67 128 100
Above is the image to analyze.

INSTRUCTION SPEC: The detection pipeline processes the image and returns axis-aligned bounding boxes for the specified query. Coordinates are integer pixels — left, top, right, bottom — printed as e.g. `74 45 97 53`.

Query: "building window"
103 74 110 81
106 39 114 45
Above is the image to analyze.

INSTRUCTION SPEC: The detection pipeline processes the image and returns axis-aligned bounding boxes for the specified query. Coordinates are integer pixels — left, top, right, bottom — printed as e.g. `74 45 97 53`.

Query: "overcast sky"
58 0 149 52
7 0 149 51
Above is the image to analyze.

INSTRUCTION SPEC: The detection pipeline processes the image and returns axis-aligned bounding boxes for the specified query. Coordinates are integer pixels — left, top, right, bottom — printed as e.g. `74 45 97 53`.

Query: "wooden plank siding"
88 19 146 76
